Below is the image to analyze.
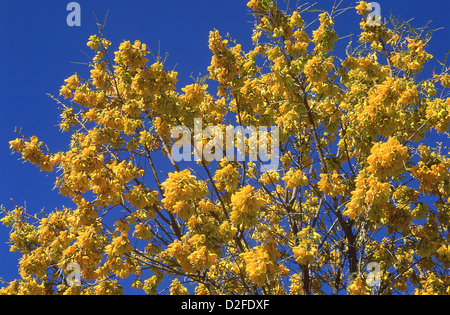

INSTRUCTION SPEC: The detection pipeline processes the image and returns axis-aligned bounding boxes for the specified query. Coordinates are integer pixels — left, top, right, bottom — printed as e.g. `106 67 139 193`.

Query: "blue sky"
0 0 449 293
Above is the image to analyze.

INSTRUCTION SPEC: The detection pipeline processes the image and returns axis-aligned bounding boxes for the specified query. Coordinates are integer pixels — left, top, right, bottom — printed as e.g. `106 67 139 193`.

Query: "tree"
1 0 450 295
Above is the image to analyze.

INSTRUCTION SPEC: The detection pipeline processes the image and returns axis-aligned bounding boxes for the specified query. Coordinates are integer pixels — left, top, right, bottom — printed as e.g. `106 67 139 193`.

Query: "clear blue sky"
1 0 449 293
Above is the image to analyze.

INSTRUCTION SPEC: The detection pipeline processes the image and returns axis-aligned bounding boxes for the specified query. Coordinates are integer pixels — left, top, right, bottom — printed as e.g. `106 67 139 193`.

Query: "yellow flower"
348 275 370 295
170 278 189 295
293 242 317 265
87 35 100 51
213 161 240 193
162 169 207 220
439 74 450 88
260 171 280 186
318 170 345 197
247 0 260 10
290 11 303 28
9 139 24 152
230 185 265 228
133 223 152 241
304 56 333 84
282 169 308 189
367 137 409 179
355 1 371 15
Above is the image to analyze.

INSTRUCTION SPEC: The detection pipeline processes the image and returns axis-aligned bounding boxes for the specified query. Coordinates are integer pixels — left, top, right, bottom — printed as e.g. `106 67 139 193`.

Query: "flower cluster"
282 168 308 189
292 227 320 265
230 185 265 228
161 169 208 220
240 242 281 286
2 0 450 296
366 137 409 179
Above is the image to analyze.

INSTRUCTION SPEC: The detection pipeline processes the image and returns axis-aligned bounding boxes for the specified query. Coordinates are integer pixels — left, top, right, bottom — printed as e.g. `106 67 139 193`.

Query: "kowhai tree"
1 0 450 295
